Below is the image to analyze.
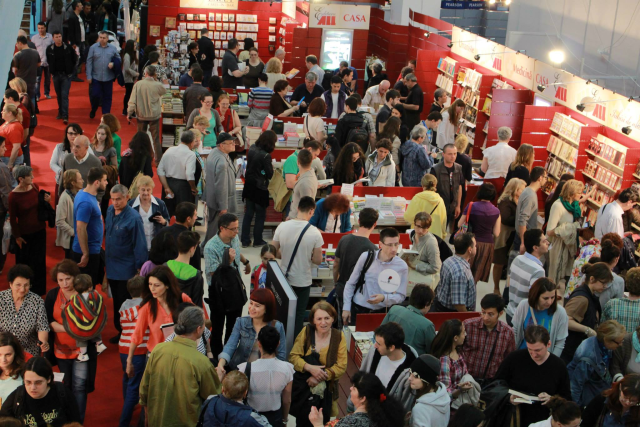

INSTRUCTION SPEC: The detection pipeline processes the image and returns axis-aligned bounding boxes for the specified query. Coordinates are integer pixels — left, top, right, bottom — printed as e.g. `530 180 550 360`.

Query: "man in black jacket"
80 2 96 36
334 97 365 148
153 202 201 270
46 31 77 123
197 28 216 87
66 0 85 82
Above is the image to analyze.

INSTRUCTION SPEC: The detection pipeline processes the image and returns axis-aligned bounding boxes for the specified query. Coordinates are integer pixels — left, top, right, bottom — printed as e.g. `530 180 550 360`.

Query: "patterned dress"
565 239 601 297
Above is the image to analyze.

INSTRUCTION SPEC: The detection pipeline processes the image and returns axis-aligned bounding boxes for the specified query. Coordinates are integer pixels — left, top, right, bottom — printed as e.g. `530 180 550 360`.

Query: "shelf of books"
435 57 458 95
161 89 185 148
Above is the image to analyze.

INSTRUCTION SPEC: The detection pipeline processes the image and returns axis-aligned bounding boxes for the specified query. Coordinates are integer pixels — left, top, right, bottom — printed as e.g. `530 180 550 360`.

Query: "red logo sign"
593 103 606 121
555 86 567 102
314 7 336 26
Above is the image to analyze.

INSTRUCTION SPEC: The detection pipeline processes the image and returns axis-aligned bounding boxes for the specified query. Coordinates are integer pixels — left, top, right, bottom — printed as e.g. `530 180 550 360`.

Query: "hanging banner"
180 0 239 10
309 4 370 30
606 92 640 137
533 60 581 106
441 1 485 9
502 48 535 90
474 36 505 73
451 27 477 62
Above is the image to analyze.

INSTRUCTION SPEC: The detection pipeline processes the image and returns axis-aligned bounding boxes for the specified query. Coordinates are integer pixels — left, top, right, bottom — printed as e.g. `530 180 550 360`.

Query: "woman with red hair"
309 193 352 233
583 374 640 427
216 288 287 379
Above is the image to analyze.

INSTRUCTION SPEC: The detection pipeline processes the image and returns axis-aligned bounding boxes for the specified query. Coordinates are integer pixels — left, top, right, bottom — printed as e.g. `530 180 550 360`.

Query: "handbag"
302 115 312 145
454 201 473 239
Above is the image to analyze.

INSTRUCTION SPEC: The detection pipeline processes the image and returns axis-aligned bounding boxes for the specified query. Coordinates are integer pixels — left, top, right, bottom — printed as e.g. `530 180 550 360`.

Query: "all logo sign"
309 4 370 30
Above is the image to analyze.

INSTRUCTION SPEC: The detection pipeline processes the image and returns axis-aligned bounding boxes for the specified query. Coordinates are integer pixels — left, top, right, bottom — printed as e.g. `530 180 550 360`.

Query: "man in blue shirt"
333 61 358 93
105 184 148 338
71 166 107 286
86 31 119 117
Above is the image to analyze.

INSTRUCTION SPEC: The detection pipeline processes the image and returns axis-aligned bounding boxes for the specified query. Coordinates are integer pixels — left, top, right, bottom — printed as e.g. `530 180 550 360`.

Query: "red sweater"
8 185 45 238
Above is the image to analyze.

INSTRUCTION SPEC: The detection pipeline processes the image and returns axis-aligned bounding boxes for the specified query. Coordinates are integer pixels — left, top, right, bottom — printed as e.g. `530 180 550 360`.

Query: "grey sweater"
512 299 569 357
204 147 236 212
61 153 103 200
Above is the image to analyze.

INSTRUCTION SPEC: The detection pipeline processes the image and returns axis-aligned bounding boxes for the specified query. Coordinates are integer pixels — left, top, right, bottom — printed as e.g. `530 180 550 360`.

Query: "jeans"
90 79 114 114
119 353 147 427
137 119 161 163
293 286 311 339
241 199 266 245
109 279 131 332
1 155 24 167
58 357 89 423
123 82 134 114
210 308 242 359
52 73 71 118
36 66 51 98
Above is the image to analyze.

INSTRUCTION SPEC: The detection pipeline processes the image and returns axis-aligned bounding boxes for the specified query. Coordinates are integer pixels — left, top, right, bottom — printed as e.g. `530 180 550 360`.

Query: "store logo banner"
441 1 485 9
309 4 370 30
180 0 238 10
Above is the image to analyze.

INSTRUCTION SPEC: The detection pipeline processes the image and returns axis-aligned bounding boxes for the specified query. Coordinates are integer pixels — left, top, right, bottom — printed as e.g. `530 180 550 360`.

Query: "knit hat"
410 354 440 385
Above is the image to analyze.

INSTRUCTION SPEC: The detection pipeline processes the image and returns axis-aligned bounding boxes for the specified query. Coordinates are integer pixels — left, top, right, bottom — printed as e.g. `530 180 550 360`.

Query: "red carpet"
2 74 152 426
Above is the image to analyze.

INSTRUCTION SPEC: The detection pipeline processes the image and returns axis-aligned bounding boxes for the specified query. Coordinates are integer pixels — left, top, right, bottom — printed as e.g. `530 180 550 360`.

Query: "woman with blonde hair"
567 320 626 406
547 179 585 292
492 178 526 295
55 169 83 258
90 124 117 166
0 104 24 168
128 175 170 250
265 57 286 90
436 99 465 149
505 143 535 185
9 78 33 167
454 134 473 210
404 174 448 239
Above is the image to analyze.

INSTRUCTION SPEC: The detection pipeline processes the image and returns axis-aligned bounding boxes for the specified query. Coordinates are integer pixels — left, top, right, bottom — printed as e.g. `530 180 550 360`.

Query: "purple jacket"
322 90 347 118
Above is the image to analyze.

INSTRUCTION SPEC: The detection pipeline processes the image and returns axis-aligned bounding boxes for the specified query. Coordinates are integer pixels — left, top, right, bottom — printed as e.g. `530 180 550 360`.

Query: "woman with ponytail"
309 371 404 427
583 374 640 427
561 262 613 364
529 395 581 427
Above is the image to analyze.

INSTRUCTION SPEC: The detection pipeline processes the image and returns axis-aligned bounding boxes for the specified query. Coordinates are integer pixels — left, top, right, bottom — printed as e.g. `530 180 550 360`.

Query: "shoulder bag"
284 223 312 279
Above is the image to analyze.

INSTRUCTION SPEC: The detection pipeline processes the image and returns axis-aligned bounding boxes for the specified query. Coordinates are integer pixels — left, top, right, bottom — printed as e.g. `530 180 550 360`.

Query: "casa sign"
309 4 371 30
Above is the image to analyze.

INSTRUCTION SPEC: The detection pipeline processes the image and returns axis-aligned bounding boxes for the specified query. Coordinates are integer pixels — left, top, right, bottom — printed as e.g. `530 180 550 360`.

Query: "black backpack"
345 113 368 151
208 248 248 313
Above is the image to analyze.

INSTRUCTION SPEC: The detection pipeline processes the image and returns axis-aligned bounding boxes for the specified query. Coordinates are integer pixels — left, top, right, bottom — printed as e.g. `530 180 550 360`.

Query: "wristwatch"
243 259 250 266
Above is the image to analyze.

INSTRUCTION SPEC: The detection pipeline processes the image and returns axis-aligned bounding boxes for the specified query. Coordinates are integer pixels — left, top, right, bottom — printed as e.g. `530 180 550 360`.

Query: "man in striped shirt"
118 276 150 427
246 73 273 127
506 229 549 325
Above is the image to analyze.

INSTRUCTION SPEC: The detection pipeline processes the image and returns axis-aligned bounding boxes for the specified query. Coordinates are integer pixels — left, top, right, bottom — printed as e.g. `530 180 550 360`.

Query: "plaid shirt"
438 354 468 396
602 298 640 333
461 317 516 380
435 255 476 311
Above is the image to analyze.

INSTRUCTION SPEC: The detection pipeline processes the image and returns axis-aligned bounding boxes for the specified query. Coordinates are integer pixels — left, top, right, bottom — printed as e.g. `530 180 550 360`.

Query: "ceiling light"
549 50 565 64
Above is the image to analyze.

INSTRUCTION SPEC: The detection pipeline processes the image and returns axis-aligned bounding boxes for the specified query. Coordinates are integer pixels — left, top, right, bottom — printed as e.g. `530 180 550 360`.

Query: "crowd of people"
1 7 640 427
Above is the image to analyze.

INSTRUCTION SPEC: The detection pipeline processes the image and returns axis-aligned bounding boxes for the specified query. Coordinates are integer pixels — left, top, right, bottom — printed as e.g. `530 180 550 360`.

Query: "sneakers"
241 241 252 248
96 342 107 355
45 95 52 99
77 353 89 362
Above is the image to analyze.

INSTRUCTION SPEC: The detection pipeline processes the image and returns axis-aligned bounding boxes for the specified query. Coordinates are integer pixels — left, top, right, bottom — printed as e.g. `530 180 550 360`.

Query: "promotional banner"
533 60 582 106
180 0 238 10
441 1 485 9
501 48 535 90
451 27 477 61
474 37 505 74
309 4 370 30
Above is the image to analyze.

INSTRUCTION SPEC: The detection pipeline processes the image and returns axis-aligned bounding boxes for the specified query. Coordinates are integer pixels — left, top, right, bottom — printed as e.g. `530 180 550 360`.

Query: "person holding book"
309 193 352 233
494 325 571 427
331 142 366 187
403 212 441 289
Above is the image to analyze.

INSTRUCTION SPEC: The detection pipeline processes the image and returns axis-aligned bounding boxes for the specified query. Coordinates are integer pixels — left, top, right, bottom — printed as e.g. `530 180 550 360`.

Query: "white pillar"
0 0 27 92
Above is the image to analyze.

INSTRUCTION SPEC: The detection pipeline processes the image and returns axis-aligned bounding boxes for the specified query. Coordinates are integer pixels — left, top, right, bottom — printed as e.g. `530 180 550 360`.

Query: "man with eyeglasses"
431 232 476 313
342 227 408 326
204 213 251 355
127 65 166 164
494 325 571 427
202 133 238 248
461 293 515 384
506 229 550 326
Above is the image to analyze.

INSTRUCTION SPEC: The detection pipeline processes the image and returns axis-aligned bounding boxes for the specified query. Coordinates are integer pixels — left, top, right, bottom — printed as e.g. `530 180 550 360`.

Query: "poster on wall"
309 4 370 30
149 25 160 37
180 0 239 10
501 48 535 90
474 37 505 73
320 29 353 70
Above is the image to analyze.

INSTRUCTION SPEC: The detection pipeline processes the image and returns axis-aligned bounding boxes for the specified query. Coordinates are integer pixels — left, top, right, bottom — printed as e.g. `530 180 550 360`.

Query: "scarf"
561 197 582 220
633 331 640 363
65 189 76 201
598 339 612 368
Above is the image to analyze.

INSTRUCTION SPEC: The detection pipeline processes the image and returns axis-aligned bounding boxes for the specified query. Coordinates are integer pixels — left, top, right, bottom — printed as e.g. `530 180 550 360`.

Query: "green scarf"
561 197 582 220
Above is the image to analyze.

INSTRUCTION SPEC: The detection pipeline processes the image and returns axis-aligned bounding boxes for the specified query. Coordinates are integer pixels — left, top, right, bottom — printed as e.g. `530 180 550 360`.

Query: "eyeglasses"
620 390 640 406
223 226 239 233
408 369 428 383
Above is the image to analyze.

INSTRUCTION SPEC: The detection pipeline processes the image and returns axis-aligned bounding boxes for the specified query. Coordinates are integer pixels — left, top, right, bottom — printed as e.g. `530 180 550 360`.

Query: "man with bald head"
403 73 424 129
61 135 102 198
362 80 390 109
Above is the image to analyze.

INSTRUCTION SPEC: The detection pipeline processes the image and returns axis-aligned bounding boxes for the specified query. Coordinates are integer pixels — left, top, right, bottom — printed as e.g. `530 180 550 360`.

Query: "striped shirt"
165 328 211 356
506 253 545 317
602 298 640 333
118 298 149 355
247 87 274 111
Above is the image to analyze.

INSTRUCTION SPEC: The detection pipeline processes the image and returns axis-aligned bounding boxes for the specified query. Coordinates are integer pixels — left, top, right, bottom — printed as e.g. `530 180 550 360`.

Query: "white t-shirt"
482 142 517 179
238 358 295 412
305 116 325 141
375 353 406 388
331 92 340 118
529 417 552 427
138 205 154 250
78 14 85 42
273 220 324 288
595 201 624 239
325 213 341 233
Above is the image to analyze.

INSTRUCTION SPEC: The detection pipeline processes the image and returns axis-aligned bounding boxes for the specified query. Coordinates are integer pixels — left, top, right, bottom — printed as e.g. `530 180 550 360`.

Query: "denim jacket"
567 336 612 406
128 195 170 238
219 316 287 367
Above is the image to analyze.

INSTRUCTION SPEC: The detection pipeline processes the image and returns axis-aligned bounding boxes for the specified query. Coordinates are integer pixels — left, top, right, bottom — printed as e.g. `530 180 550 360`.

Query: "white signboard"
502 48 535 89
180 0 238 10
309 4 371 30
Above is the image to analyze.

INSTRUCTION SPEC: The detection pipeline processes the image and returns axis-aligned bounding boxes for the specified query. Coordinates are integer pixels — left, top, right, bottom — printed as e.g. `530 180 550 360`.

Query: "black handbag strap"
430 201 440 215
285 223 312 279
481 329 500 380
